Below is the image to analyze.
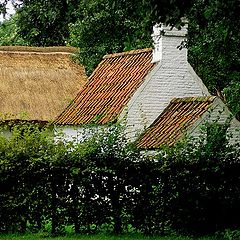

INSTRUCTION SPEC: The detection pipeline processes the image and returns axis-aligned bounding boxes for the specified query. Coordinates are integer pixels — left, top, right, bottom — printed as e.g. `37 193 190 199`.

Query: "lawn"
0 234 220 240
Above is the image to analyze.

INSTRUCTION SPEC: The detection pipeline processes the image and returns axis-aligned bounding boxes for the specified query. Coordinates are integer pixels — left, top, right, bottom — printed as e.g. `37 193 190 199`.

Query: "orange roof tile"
55 48 155 125
137 96 216 149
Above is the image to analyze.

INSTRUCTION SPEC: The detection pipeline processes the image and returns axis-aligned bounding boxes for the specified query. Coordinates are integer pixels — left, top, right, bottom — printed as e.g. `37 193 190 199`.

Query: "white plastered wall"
187 98 240 144
54 125 111 143
55 125 97 143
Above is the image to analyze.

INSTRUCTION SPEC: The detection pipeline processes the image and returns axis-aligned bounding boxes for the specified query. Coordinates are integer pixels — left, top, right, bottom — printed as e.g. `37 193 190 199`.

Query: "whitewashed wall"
187 98 240 144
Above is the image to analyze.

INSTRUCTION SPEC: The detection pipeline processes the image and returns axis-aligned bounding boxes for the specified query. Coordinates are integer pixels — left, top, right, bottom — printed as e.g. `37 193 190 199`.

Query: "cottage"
0 46 87 123
55 24 212 141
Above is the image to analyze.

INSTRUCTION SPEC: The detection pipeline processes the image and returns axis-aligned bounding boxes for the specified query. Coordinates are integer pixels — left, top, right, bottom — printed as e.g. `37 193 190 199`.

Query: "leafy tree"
187 0 240 118
144 0 193 27
11 0 79 46
68 0 153 75
0 14 27 46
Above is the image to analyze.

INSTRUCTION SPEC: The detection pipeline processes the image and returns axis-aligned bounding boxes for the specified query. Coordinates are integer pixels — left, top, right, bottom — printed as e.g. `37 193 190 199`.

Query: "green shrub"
0 122 239 236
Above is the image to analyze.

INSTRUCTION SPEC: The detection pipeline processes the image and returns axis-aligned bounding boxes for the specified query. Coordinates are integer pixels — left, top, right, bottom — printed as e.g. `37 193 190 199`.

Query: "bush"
0 122 239 236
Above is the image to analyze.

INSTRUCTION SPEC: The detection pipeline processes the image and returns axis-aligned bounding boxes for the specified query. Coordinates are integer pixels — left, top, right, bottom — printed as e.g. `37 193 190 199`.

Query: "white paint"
54 125 113 144
151 24 187 63
187 98 240 144
55 126 96 143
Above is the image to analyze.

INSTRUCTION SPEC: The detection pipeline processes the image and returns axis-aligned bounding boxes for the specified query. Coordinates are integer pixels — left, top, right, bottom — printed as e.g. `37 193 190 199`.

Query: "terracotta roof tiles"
137 96 216 149
55 48 155 125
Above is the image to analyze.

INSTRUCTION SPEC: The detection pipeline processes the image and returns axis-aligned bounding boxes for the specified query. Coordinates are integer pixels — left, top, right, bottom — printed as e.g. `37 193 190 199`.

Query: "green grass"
0 233 220 240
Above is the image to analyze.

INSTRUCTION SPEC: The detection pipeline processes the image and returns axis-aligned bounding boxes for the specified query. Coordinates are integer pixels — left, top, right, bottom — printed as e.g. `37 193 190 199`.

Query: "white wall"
54 125 113 143
54 126 96 143
187 98 240 145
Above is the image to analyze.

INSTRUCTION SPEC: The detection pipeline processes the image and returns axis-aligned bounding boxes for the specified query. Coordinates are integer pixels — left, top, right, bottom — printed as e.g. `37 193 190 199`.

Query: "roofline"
170 96 216 103
0 119 49 125
187 97 240 135
137 96 217 150
103 48 152 59
0 51 74 55
0 46 78 54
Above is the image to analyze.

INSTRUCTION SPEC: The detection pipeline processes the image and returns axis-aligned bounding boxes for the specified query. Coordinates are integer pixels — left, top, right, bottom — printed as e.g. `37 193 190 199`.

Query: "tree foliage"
187 0 240 117
0 0 80 46
68 0 153 75
15 0 74 46
0 14 26 46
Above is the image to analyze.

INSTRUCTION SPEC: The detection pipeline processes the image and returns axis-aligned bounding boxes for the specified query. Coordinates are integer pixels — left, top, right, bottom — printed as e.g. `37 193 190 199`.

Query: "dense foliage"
187 0 240 118
15 0 80 46
0 14 26 46
68 0 153 75
0 123 240 236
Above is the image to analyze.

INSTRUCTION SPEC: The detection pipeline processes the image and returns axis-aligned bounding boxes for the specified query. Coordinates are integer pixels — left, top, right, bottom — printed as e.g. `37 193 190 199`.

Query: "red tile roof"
137 96 216 148
55 48 155 125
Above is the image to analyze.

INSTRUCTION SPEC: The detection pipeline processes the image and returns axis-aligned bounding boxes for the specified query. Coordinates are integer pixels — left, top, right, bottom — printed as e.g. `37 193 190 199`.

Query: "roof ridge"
0 51 73 55
0 46 77 53
171 96 216 103
103 48 152 59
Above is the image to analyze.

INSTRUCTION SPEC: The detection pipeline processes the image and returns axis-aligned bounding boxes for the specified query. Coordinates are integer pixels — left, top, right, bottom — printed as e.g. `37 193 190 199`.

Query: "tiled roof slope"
55 48 155 125
137 96 216 148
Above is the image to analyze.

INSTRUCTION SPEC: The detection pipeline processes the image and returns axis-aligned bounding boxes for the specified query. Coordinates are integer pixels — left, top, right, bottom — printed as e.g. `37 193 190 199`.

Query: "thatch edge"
0 46 78 53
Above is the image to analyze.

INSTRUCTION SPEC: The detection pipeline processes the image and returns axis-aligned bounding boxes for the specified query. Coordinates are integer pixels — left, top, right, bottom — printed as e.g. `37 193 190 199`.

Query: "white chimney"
151 23 188 63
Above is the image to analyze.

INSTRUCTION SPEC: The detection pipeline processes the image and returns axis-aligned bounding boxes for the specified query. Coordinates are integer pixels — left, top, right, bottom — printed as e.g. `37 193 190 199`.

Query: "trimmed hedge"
0 123 239 235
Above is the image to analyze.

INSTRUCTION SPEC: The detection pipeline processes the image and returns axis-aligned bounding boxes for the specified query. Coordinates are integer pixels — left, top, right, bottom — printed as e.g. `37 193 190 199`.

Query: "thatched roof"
0 46 87 122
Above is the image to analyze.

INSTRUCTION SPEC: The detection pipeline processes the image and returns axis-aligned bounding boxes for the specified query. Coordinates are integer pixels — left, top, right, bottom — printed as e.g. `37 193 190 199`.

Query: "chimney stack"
151 23 188 63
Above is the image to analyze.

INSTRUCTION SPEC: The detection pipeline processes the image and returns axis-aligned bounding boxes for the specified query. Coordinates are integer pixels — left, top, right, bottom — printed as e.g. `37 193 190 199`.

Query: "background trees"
68 0 153 74
0 14 26 45
16 0 77 46
187 0 240 118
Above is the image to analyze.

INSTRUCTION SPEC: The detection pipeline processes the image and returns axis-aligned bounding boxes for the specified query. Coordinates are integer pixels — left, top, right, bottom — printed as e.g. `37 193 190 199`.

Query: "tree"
0 14 27 46
144 0 193 27
187 0 240 118
15 0 71 46
68 0 153 75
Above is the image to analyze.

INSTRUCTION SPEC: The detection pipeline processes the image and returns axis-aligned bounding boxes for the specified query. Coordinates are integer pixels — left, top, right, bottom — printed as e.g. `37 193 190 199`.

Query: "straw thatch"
0 46 87 122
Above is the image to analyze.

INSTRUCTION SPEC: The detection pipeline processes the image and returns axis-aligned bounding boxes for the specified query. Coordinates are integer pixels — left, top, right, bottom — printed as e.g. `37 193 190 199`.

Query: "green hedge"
0 123 239 235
